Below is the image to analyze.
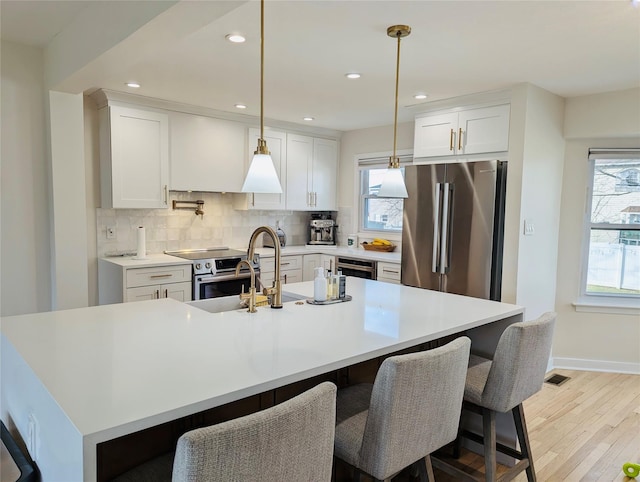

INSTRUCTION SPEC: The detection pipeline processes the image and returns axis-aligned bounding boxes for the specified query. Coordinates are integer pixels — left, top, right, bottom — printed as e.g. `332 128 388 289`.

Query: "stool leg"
416 455 436 482
512 404 536 482
483 408 497 482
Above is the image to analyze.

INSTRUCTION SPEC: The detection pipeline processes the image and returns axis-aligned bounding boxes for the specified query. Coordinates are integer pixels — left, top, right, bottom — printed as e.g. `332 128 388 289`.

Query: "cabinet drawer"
260 255 302 273
377 262 401 282
126 264 191 288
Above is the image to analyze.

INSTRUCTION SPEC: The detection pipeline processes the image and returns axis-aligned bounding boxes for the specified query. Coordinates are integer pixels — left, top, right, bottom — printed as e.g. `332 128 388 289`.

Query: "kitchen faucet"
235 260 257 313
246 226 283 309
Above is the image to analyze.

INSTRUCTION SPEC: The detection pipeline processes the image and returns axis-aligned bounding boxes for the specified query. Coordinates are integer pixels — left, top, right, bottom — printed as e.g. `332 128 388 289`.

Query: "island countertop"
1 278 523 481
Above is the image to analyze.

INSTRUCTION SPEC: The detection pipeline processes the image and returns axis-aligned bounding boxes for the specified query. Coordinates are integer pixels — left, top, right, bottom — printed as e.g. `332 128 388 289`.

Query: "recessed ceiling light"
125 82 140 88
235 104 247 109
414 94 427 100
303 117 314 121
226 34 246 43
345 73 361 79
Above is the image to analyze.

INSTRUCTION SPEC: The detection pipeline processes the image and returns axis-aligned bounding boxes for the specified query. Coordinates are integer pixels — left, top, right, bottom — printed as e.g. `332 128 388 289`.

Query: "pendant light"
241 0 283 193
377 25 410 199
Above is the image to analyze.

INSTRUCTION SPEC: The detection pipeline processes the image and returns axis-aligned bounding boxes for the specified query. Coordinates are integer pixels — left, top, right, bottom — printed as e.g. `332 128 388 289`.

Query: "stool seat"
433 312 556 482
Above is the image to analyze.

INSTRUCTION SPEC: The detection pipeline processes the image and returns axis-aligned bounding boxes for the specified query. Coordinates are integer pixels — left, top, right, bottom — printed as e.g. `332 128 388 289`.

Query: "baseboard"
552 357 640 375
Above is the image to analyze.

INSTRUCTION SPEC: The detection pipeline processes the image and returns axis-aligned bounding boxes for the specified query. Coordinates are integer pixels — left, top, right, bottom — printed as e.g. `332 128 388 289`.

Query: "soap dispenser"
313 267 327 302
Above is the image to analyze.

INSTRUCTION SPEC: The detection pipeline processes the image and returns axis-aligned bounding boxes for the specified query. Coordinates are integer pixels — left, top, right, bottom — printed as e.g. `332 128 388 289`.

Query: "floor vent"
545 374 570 386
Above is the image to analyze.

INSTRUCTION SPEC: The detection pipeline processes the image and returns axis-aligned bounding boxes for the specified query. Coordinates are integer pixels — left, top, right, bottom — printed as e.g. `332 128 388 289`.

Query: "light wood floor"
432 369 640 482
337 369 640 482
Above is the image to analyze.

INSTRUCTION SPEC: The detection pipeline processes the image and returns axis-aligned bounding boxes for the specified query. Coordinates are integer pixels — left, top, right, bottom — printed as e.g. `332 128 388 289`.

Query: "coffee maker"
308 217 336 245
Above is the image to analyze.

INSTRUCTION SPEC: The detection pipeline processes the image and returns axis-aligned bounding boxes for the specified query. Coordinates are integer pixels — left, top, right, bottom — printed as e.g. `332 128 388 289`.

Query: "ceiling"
2 0 639 131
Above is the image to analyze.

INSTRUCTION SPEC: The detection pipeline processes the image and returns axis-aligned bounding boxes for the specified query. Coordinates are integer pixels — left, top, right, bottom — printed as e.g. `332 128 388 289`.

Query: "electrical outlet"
524 219 535 236
106 226 116 239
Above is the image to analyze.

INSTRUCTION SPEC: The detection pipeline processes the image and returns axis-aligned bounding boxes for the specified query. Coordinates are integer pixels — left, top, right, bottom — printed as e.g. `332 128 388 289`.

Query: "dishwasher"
335 256 377 279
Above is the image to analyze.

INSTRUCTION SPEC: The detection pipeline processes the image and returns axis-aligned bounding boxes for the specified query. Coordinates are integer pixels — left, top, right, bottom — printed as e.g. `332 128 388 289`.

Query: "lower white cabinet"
303 254 336 281
377 262 401 284
99 260 192 304
126 282 192 302
260 255 303 287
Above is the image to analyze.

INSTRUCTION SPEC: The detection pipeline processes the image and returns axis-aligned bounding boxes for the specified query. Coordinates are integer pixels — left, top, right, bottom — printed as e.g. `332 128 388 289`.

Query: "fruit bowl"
361 242 396 252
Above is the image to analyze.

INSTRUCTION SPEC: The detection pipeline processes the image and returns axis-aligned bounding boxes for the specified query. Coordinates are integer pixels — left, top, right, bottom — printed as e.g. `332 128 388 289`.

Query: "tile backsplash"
96 192 312 257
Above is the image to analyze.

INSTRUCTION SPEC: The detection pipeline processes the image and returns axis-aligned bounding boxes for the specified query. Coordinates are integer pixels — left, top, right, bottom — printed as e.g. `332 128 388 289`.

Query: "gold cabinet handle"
150 274 172 279
155 289 160 299
164 289 168 298
449 129 454 151
458 128 463 151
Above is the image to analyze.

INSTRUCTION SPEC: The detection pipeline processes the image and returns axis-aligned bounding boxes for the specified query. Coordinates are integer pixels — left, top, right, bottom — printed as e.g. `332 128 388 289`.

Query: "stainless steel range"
165 248 260 300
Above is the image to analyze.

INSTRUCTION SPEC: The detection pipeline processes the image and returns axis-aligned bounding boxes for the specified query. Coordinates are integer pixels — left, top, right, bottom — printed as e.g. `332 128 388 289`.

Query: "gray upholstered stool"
433 312 556 482
112 381 337 482
334 337 471 482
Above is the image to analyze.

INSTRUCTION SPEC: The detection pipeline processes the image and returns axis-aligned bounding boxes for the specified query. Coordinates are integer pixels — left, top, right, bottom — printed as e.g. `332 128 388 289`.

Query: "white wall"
554 88 640 373
0 41 52 316
514 85 566 319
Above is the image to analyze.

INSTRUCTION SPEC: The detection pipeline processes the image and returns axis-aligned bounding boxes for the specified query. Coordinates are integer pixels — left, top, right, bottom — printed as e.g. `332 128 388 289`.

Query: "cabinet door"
377 262 401 284
126 285 161 302
170 113 245 192
162 281 192 302
105 105 169 209
321 255 335 273
280 270 303 285
413 112 458 158
303 254 321 281
459 104 510 155
247 129 287 210
312 138 338 210
286 134 313 210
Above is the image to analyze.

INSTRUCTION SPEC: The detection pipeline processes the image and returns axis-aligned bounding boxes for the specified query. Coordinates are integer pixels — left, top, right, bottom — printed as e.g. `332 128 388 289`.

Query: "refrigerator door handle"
440 183 451 274
432 182 442 273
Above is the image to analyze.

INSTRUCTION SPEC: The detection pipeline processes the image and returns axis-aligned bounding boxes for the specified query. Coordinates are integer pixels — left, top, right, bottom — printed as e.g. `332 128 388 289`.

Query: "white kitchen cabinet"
99 105 169 209
170 112 246 193
286 134 337 211
233 128 287 210
99 260 192 304
377 261 402 284
126 282 192 302
260 255 303 287
303 254 336 281
414 104 510 160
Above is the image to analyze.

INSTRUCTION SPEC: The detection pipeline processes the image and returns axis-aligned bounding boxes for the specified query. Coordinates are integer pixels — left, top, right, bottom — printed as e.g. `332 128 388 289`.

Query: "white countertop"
99 252 189 268
99 246 400 268
1 278 521 448
254 245 402 263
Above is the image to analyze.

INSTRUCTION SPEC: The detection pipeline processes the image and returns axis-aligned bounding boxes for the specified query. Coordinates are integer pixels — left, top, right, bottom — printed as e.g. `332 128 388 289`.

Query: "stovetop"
165 248 247 261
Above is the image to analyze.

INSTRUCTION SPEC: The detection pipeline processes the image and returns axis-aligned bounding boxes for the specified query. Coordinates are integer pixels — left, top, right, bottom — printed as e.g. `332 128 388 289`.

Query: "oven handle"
335 262 376 274
195 271 256 283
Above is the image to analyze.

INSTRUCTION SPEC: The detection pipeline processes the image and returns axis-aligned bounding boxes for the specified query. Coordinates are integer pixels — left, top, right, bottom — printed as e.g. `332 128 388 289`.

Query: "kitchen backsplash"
96 192 313 257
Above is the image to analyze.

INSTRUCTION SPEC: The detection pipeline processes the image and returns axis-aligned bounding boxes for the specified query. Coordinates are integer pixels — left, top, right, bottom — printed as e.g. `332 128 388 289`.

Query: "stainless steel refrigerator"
401 160 507 301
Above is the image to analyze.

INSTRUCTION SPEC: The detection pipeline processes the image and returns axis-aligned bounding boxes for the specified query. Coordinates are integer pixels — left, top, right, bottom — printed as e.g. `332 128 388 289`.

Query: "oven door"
194 271 256 300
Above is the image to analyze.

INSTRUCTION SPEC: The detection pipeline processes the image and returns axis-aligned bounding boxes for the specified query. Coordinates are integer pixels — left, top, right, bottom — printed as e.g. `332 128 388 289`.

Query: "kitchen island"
1 278 523 482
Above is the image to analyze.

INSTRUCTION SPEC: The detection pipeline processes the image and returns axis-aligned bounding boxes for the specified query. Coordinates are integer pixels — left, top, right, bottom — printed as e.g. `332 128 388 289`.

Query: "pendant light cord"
392 32 401 167
260 0 265 142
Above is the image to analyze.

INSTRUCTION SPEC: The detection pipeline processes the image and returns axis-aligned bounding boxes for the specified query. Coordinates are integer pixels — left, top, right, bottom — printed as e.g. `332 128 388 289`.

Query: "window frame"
578 149 640 310
354 150 413 239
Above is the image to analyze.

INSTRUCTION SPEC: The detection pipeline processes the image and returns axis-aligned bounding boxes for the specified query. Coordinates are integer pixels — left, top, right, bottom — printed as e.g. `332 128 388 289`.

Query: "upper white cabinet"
99 105 169 209
414 104 510 160
234 128 287 210
286 134 337 211
170 113 246 193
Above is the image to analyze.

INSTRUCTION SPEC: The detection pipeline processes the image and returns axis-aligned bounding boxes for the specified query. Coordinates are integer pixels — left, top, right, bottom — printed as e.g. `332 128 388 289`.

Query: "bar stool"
433 312 556 482
333 337 471 482
112 381 337 481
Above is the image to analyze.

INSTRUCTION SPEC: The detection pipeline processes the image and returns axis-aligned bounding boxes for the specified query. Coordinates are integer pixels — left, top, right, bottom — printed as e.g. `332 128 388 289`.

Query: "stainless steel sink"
187 292 307 314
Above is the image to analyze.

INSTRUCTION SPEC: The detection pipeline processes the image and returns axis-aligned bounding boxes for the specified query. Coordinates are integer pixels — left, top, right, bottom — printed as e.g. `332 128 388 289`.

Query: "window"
583 149 640 298
357 152 412 234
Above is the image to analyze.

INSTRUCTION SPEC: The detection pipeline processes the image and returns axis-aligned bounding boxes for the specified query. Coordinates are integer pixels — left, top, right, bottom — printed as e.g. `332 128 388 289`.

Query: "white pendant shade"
241 153 283 193
377 167 408 198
